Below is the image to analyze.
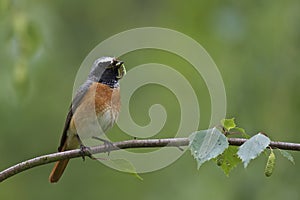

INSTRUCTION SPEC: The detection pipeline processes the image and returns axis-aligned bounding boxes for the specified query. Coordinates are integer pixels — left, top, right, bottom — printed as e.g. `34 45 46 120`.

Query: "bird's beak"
115 61 124 67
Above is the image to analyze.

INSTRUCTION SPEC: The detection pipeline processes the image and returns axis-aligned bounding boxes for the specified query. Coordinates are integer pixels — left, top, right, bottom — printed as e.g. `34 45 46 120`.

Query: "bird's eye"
105 59 117 69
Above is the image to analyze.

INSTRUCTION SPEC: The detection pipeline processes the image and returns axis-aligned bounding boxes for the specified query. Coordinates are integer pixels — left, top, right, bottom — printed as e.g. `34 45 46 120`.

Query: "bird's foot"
79 144 92 161
92 136 115 155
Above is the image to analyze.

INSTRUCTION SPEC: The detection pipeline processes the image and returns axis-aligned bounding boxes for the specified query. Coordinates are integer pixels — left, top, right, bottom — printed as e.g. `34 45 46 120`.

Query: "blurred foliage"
1 0 300 200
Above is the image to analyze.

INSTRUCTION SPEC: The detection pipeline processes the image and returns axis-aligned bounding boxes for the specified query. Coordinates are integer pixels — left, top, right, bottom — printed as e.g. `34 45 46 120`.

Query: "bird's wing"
57 80 93 151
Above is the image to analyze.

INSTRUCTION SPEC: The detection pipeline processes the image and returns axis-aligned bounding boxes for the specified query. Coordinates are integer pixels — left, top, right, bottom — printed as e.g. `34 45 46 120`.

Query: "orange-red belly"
68 82 120 146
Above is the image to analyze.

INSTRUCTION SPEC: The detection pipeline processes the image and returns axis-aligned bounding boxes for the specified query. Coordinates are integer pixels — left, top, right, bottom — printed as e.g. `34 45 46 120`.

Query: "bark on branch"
0 137 299 183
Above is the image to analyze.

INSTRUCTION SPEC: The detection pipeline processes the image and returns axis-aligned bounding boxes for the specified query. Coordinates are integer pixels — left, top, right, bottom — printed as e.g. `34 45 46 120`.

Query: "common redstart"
49 57 126 183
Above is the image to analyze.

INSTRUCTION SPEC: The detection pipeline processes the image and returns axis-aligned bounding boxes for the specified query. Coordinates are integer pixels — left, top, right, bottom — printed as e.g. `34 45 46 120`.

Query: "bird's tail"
49 159 69 183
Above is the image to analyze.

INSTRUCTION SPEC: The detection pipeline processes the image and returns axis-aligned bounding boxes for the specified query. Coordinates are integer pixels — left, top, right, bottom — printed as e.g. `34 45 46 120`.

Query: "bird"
49 57 126 183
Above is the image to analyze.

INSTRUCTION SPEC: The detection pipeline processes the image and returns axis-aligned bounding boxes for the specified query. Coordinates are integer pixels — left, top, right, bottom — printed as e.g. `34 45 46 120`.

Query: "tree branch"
0 137 300 183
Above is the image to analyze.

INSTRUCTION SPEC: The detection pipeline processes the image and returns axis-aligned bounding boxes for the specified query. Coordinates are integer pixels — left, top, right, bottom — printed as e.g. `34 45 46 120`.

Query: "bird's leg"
92 136 114 155
76 135 92 161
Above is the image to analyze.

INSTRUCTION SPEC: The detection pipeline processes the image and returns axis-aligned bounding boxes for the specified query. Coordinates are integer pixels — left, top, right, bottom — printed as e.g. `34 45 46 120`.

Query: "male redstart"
49 57 126 183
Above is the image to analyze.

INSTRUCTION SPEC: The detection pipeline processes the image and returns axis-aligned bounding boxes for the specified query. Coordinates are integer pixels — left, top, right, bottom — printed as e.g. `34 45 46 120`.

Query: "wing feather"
57 80 93 151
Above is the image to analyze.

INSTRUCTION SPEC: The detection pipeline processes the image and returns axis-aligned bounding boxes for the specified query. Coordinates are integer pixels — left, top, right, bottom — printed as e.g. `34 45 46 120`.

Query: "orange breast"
70 82 120 139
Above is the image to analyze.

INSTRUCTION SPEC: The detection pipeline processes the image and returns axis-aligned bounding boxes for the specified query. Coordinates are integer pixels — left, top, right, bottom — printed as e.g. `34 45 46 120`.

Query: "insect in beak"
116 62 126 79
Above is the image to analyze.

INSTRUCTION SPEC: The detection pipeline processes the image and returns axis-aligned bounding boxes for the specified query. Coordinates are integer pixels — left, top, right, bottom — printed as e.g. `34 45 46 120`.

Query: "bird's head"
88 57 126 87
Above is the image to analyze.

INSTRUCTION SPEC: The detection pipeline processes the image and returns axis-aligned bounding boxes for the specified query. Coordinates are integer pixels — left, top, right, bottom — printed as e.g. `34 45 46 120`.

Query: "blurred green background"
1 0 300 199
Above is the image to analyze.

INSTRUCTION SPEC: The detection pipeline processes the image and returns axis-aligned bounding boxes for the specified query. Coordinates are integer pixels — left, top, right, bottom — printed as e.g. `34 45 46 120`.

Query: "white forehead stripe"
94 57 115 65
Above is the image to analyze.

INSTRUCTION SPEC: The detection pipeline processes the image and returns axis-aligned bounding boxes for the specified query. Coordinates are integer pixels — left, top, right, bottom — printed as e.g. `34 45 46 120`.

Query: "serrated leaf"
265 150 276 177
189 127 229 169
278 149 295 165
237 133 271 168
221 118 236 131
104 158 143 180
215 146 241 176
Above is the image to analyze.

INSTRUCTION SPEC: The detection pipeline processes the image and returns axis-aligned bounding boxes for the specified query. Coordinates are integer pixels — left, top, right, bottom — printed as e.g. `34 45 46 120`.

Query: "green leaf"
278 149 295 165
189 127 229 169
231 127 245 134
12 12 42 58
104 158 143 180
265 149 276 177
237 133 271 168
230 127 250 139
221 118 236 131
215 146 241 176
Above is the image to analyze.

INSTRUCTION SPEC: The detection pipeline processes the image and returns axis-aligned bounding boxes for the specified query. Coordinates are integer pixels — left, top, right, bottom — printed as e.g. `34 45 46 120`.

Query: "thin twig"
0 137 299 183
